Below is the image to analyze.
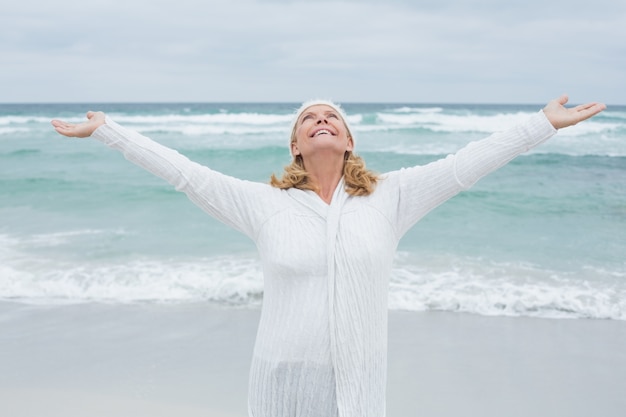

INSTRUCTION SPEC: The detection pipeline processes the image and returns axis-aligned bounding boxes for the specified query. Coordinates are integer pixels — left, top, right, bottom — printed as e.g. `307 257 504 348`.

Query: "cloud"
1 0 624 103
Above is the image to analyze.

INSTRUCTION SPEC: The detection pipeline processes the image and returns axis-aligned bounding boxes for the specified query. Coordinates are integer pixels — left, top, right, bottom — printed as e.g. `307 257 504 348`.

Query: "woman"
52 95 605 417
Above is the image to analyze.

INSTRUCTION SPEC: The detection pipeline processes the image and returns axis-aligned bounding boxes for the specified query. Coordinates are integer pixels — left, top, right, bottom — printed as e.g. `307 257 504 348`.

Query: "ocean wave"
135 124 290 136
109 112 294 126
0 127 30 135
1 234 623 320
2 105 622 143
0 115 54 125
389 253 626 320
9 229 128 248
374 111 620 138
375 111 535 133
602 110 626 121
390 106 444 113
1 107 624 157
0 233 263 305
0 257 264 306
384 139 626 158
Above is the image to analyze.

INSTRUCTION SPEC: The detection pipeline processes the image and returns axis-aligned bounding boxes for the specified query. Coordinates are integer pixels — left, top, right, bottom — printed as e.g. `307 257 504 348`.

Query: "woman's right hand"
51 111 106 138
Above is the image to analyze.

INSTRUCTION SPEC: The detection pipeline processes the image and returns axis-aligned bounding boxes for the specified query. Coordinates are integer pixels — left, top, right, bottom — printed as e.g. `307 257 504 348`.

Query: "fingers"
543 95 569 113
572 102 598 111
543 96 605 129
594 102 607 112
51 119 78 137
575 102 606 113
571 102 606 115
51 120 69 131
556 94 569 106
577 103 606 121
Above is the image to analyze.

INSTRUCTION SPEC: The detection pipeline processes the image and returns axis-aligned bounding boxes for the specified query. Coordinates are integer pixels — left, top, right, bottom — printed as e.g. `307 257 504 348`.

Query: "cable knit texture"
91 111 556 417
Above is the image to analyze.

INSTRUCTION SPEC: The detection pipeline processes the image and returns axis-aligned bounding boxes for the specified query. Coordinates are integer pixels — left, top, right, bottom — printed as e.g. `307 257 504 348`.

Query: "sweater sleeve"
91 116 279 239
395 110 557 236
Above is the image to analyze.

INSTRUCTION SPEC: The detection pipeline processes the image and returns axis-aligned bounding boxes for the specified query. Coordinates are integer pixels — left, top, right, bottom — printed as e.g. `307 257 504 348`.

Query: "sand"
1 301 624 417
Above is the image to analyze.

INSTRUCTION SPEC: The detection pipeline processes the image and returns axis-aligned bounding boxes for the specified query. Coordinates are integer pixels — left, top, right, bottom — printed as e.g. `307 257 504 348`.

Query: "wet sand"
1 302 624 417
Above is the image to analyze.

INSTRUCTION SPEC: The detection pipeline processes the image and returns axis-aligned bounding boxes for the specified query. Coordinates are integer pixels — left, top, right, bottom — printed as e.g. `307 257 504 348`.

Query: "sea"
1 102 624 320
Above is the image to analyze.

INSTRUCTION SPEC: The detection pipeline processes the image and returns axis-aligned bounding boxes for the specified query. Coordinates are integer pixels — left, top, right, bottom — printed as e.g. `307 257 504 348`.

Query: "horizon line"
1 100 622 107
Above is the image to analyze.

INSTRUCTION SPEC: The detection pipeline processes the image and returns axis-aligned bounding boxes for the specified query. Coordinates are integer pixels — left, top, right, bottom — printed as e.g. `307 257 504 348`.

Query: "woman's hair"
270 104 379 196
270 151 378 196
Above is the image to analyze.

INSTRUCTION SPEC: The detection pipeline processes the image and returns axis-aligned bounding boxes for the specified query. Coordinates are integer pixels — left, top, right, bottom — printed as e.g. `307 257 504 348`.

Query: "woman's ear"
346 136 354 152
291 142 300 156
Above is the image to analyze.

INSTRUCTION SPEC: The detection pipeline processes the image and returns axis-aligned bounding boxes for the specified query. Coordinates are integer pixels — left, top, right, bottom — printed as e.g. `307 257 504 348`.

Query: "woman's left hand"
543 94 606 129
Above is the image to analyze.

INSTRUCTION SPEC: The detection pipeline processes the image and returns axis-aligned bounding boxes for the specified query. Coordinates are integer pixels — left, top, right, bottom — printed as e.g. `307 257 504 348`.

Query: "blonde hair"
270 152 378 196
270 100 378 196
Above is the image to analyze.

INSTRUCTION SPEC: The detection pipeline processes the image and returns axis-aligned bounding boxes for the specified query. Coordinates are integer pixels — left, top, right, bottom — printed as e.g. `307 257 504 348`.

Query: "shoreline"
1 301 624 417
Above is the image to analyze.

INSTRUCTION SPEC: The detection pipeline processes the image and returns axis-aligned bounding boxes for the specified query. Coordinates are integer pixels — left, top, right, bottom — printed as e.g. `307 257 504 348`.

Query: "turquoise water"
1 102 624 319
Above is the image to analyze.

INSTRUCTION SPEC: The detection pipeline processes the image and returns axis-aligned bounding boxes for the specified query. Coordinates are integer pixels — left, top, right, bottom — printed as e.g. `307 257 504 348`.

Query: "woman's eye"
328 113 338 119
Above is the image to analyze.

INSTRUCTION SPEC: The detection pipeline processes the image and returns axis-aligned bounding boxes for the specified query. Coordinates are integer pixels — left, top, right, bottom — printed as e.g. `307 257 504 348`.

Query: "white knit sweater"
92 111 556 417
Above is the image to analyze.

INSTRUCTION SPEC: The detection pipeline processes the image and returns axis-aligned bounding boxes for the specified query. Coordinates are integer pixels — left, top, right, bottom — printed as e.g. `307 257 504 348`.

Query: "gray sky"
2 0 624 104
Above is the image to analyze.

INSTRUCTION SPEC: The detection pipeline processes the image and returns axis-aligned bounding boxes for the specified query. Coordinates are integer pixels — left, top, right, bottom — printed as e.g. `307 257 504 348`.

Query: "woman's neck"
304 154 345 204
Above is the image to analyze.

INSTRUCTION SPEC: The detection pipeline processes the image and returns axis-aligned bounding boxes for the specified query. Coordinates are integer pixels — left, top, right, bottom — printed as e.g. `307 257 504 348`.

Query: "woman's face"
291 105 353 158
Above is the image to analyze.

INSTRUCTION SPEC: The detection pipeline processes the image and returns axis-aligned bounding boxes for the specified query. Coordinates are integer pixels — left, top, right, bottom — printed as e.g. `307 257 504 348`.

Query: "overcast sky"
2 0 624 104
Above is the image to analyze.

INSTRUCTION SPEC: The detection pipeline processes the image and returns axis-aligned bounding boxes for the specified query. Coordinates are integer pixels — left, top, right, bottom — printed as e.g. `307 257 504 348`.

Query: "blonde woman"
52 95 605 417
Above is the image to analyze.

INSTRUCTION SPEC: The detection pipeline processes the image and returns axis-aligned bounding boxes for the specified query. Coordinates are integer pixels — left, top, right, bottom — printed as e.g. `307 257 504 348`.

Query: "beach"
1 102 624 415
1 301 624 417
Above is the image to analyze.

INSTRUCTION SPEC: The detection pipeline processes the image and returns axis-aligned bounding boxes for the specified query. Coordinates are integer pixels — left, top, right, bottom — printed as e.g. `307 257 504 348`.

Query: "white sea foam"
0 116 54 125
527 128 626 157
556 120 622 137
376 111 539 133
0 252 263 306
0 127 30 135
603 110 626 120
391 107 443 114
374 109 621 139
110 112 294 126
3 105 624 157
29 229 125 247
135 124 290 136
1 233 623 320
119 112 362 138
388 253 626 320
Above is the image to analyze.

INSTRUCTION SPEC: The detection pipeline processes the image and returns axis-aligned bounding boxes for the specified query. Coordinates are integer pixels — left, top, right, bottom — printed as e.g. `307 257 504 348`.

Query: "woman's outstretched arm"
391 95 606 236
51 111 283 239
